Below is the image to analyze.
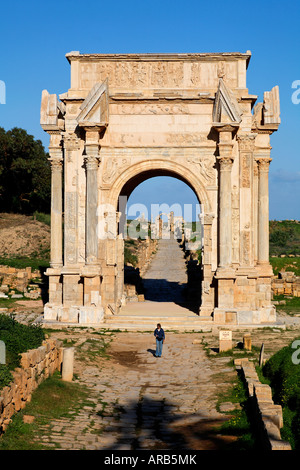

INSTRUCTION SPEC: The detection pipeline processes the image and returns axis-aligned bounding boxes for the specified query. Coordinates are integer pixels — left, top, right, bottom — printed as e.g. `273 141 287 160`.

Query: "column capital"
49 157 63 172
84 154 100 171
217 155 234 170
237 133 257 150
48 142 63 161
199 212 215 225
62 131 81 151
255 157 272 172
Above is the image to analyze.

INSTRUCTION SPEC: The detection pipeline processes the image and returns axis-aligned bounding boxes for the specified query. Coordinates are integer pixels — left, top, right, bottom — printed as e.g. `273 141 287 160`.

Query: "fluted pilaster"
85 151 100 265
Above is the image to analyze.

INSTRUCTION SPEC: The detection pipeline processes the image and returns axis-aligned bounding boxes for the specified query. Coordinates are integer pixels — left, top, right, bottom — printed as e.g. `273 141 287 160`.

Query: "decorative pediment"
76 79 109 130
212 78 242 125
40 90 65 132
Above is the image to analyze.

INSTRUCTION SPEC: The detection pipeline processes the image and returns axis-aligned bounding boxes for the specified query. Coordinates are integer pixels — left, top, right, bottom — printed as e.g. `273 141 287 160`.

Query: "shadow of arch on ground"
97 396 255 451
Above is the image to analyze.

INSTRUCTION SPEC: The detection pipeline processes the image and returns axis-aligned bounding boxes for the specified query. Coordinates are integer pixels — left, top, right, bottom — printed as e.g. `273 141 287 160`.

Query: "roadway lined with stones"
3 311 300 449
34 331 236 450
4 237 300 449
28 322 300 450
142 238 188 304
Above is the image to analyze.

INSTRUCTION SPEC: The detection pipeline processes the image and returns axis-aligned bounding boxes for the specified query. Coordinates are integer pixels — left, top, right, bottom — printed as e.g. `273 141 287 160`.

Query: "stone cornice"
66 51 252 65
212 123 240 133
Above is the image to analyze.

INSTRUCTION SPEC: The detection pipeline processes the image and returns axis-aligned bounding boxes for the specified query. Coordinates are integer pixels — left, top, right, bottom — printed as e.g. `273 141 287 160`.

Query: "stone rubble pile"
0 265 43 300
272 270 300 297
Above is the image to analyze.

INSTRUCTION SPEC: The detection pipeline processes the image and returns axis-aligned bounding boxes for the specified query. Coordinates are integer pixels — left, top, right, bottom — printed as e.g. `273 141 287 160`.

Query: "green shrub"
269 220 300 256
269 257 300 277
32 211 50 226
263 338 300 449
0 364 13 389
0 257 49 271
270 230 291 247
124 246 138 266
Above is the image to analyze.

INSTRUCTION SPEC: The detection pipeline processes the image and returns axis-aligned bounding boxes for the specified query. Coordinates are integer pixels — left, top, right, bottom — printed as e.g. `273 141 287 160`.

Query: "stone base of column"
213 307 276 325
256 262 274 278
215 271 236 311
46 268 63 305
83 274 102 307
215 266 236 279
199 305 214 318
43 264 105 326
212 264 277 325
214 267 236 311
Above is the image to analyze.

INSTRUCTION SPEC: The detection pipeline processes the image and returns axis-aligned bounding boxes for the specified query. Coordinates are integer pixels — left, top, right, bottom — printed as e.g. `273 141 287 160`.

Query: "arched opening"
116 171 203 315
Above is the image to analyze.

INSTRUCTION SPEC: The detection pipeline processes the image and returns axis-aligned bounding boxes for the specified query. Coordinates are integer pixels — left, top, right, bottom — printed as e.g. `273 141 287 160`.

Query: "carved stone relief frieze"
241 153 251 188
65 192 77 263
80 60 217 89
102 157 130 185
115 103 190 115
241 230 250 265
186 156 216 183
167 133 207 146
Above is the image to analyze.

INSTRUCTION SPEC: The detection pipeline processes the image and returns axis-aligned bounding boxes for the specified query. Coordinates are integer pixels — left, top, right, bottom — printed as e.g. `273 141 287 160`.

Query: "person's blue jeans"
156 339 163 357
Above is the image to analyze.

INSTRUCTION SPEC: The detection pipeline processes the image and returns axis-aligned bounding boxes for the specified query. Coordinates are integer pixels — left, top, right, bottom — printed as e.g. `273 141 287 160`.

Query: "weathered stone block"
225 311 237 324
237 311 253 324
213 309 225 324
254 383 273 403
243 333 251 350
219 330 232 352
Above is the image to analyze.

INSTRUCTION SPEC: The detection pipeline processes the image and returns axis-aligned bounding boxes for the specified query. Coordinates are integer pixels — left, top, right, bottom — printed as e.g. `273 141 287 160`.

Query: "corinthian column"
216 129 234 269
48 142 63 269
218 155 234 267
256 157 272 265
85 151 100 265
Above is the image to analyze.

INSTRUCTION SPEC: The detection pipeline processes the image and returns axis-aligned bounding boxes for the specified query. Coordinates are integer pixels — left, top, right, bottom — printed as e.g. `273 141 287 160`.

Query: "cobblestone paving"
2 235 300 450
4 309 300 450
32 331 237 450
143 238 188 303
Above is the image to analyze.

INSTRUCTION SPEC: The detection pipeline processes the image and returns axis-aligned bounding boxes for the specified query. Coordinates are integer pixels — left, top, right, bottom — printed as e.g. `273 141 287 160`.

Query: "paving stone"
15 330 246 450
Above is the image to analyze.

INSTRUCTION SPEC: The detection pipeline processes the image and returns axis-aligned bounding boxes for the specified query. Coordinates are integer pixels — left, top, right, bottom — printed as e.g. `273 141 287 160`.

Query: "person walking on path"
154 323 165 357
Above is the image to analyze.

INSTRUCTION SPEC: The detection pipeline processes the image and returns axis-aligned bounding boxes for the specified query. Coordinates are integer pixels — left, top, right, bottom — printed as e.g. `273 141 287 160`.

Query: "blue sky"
0 0 299 220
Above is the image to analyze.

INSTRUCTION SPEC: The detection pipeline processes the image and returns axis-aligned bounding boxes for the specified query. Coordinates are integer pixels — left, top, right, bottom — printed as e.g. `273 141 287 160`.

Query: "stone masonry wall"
234 358 291 450
0 338 63 434
124 238 158 300
136 238 158 276
272 271 300 297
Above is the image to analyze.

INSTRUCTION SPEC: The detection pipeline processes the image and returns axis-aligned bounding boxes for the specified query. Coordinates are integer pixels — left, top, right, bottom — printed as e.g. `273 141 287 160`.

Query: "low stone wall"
272 271 300 297
136 238 158 276
124 238 158 301
0 338 63 434
234 358 291 450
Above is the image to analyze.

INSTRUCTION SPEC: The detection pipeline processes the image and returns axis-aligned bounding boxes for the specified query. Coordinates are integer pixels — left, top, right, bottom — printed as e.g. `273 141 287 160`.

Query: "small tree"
0 127 50 214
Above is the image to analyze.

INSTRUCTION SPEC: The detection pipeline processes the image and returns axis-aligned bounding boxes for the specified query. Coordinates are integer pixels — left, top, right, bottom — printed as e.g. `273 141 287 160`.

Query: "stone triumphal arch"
40 51 280 326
